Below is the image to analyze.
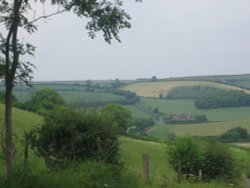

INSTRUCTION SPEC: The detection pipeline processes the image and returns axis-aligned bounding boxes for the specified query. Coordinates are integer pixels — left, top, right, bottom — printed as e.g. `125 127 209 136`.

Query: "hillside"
0 103 43 137
0 104 248 187
122 80 250 98
0 103 43 174
163 74 250 89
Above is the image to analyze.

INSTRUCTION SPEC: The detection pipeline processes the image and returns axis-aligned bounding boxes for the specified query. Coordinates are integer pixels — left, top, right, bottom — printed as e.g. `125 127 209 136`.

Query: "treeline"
166 86 220 99
194 90 250 109
70 90 140 108
197 127 250 143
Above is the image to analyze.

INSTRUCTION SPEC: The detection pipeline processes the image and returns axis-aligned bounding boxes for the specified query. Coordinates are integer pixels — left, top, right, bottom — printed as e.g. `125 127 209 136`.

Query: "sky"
3 0 250 81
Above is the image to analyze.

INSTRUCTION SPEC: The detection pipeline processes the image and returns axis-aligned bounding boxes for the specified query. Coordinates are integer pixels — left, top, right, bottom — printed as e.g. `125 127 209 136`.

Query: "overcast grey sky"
13 0 250 80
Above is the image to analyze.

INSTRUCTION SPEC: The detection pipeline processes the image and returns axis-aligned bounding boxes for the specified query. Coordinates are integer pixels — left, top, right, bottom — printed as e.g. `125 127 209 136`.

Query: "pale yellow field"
171 120 250 137
122 81 250 98
230 143 250 148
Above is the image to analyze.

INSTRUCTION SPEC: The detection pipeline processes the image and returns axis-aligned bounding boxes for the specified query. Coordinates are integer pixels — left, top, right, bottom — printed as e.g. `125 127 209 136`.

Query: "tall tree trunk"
3 0 22 178
5 83 13 178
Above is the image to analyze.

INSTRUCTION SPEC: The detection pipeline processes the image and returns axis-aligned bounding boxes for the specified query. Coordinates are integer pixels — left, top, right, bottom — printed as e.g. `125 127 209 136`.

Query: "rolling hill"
122 80 250 98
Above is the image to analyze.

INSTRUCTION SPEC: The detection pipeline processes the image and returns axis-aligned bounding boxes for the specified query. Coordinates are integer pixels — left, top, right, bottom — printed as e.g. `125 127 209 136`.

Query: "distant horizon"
27 72 250 82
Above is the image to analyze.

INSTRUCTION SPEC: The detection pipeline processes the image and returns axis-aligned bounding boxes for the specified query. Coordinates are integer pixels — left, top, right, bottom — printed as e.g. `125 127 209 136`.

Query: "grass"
123 105 152 118
171 120 250 137
57 90 125 104
0 104 248 187
140 98 250 122
120 136 176 187
123 80 250 98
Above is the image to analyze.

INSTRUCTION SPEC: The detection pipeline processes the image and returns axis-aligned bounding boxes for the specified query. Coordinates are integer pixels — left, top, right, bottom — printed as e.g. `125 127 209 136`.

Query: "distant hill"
122 80 250 98
162 74 250 89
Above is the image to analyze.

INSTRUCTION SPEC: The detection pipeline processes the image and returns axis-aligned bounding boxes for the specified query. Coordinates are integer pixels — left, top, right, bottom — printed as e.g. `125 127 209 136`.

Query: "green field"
148 120 250 139
57 91 125 104
167 74 250 89
139 97 250 139
0 104 248 187
140 98 250 122
123 80 250 98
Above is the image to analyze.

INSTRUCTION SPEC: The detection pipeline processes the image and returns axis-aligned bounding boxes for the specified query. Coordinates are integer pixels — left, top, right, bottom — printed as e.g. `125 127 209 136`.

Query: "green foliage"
20 89 65 115
167 137 242 183
31 108 119 170
79 161 142 188
130 117 154 132
101 104 132 134
166 86 220 99
194 90 250 109
167 136 202 179
0 160 141 188
202 141 238 181
219 127 248 141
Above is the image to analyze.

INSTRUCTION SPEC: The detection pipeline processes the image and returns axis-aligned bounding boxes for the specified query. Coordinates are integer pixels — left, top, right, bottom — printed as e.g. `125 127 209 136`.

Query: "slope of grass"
0 103 43 137
0 103 246 188
120 136 176 187
171 120 250 137
0 103 44 174
58 91 125 104
120 136 245 188
123 81 250 98
148 119 250 139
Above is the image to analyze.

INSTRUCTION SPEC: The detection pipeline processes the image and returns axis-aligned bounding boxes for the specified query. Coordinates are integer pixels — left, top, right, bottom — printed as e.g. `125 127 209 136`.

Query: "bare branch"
28 9 67 24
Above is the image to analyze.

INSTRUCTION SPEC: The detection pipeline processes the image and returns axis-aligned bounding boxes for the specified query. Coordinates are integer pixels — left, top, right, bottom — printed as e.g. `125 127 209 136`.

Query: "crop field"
140 98 250 122
123 80 250 98
57 91 125 104
148 120 250 139
123 105 152 118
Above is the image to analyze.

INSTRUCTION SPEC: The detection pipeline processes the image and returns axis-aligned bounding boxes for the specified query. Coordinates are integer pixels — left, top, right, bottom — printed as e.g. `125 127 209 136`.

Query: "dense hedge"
194 90 250 109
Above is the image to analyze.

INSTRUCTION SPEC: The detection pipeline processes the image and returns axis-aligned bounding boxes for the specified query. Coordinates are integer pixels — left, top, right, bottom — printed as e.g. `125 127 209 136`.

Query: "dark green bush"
219 127 248 142
31 108 119 170
202 141 237 181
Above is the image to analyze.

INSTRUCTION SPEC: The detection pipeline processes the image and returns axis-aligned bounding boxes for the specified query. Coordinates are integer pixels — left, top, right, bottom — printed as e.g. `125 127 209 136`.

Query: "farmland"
122 80 250 98
2 76 250 139
2 75 250 187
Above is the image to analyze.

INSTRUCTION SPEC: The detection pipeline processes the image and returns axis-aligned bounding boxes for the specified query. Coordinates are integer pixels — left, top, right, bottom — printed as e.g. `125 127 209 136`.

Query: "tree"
167 136 202 181
101 104 131 134
0 0 131 177
20 89 65 115
31 108 119 170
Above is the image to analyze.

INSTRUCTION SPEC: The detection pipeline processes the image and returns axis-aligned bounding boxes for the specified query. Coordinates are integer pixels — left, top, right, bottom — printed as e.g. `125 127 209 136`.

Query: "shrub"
202 141 237 181
31 108 119 170
219 127 248 141
167 136 202 180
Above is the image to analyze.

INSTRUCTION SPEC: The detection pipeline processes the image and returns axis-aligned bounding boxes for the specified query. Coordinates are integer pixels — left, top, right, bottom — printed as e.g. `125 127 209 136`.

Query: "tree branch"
28 9 67 24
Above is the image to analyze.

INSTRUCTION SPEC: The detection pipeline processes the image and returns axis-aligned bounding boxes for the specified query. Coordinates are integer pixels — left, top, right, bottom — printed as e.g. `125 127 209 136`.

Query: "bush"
167 136 202 180
31 108 119 170
219 127 248 142
202 141 237 181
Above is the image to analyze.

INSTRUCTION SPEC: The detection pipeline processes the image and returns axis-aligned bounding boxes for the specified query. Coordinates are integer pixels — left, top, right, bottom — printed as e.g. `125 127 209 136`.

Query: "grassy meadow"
0 104 249 187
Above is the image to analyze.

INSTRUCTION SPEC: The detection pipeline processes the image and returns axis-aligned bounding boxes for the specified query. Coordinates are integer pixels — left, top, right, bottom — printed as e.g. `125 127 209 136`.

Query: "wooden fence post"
143 154 149 183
